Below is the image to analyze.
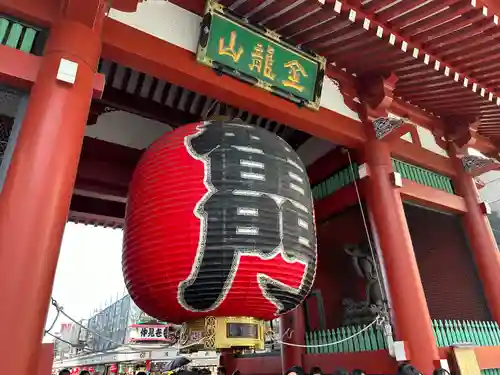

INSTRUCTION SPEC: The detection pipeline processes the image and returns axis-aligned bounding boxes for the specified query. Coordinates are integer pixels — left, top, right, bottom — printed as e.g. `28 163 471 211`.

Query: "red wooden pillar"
0 1 105 372
38 343 54 375
364 139 439 374
450 148 500 323
280 305 306 373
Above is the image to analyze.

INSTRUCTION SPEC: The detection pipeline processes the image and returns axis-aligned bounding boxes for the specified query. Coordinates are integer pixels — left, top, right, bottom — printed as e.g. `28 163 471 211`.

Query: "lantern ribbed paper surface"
123 121 317 324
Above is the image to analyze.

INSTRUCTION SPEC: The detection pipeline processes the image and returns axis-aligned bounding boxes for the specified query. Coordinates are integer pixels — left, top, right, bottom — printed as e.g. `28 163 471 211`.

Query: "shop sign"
197 0 326 110
128 324 176 343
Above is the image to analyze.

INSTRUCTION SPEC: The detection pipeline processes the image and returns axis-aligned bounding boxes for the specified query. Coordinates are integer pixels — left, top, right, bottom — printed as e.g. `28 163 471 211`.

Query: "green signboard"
197 0 326 111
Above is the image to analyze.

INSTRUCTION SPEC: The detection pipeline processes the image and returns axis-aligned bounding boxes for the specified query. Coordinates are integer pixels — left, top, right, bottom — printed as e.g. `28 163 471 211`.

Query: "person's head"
286 366 306 375
80 371 90 375
137 372 147 375
59 370 70 375
397 364 423 375
310 367 323 375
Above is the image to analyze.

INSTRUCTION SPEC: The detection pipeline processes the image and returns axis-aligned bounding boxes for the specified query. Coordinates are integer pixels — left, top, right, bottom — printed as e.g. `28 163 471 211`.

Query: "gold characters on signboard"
264 46 277 80
249 44 276 81
249 43 264 72
217 32 310 93
282 60 308 93
218 31 244 63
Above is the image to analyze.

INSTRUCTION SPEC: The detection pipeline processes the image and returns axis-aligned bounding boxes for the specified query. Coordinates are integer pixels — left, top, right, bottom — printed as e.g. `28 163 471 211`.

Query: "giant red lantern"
123 121 317 324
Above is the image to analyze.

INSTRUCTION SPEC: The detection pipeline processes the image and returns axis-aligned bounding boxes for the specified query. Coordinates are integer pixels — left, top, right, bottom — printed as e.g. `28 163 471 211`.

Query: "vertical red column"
364 139 439 374
280 305 306 373
450 148 500 322
0 1 105 372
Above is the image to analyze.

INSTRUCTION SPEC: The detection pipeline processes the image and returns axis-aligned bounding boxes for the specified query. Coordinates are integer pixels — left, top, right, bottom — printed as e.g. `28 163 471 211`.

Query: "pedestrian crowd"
282 364 451 375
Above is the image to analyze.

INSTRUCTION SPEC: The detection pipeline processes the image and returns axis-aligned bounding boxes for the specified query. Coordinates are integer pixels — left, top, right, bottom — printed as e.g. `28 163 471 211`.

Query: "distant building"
85 294 172 353
53 322 86 361
478 171 500 247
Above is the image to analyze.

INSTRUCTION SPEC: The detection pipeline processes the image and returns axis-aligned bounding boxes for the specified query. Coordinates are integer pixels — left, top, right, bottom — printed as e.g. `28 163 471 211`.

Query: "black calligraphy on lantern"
179 122 316 313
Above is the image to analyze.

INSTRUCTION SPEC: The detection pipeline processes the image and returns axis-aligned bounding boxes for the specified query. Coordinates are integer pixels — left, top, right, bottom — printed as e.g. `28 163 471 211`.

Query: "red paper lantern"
123 121 317 323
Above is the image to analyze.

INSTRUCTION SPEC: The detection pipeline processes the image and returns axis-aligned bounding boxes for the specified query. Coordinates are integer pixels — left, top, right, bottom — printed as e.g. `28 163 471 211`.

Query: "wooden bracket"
479 202 492 215
356 73 416 144
326 64 361 115
358 72 399 120
390 171 403 188
358 163 370 179
437 116 480 155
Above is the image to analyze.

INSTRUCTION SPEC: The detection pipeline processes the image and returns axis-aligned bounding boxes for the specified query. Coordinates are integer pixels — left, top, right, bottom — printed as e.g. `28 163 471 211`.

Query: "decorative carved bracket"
372 117 405 139
460 154 500 177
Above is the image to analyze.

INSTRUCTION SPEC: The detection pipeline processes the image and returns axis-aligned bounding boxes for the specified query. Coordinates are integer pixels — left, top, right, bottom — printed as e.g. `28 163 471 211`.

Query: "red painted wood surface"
101 19 366 149
230 351 398 375
0 43 105 98
168 0 500 141
231 346 500 375
0 10 104 371
38 343 54 375
364 139 439 374
2 0 500 144
451 149 500 324
400 179 466 214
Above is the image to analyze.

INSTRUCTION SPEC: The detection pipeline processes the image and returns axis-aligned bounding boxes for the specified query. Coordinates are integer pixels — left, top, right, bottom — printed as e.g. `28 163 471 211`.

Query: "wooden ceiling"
96 60 313 149
170 0 500 140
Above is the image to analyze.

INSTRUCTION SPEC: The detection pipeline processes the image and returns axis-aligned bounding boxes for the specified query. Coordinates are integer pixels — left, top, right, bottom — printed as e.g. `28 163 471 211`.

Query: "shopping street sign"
197 0 326 110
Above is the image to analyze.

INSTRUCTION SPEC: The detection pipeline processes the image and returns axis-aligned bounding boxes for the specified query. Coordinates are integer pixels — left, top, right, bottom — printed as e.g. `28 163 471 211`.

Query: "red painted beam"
400 178 466 214
307 147 351 186
75 137 140 200
101 18 366 148
0 44 105 98
390 138 456 177
314 176 465 223
314 184 363 223
0 44 39 90
0 0 143 25
0 0 59 26
1 0 498 157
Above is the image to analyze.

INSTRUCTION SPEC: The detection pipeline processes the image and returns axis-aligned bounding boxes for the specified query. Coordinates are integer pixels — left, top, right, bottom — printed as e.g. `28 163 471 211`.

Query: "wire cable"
51 298 129 348
50 297 207 352
345 148 388 303
276 314 382 348
51 150 390 353
45 308 60 333
46 331 93 353
271 149 392 350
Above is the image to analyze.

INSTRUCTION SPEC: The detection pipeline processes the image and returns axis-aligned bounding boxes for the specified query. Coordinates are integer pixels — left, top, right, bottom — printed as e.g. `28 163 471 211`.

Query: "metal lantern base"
180 316 265 352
